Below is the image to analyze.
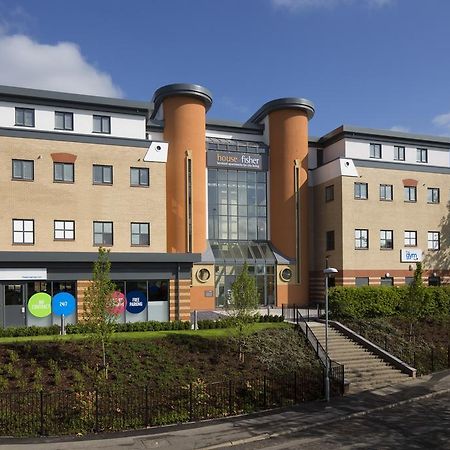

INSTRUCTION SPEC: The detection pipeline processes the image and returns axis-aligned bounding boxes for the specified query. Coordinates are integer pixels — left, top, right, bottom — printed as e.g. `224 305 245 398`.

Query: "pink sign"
111 291 126 315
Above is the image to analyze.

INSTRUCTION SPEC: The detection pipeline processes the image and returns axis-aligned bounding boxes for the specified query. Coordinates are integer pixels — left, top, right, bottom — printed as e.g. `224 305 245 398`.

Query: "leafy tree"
226 263 259 363
82 247 117 379
403 262 425 343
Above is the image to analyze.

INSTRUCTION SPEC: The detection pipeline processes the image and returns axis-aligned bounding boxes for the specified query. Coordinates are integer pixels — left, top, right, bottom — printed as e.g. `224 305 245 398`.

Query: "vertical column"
152 84 212 254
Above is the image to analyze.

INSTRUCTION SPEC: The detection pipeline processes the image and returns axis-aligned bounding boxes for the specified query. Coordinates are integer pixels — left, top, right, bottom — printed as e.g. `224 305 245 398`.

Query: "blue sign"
126 290 147 314
52 292 76 316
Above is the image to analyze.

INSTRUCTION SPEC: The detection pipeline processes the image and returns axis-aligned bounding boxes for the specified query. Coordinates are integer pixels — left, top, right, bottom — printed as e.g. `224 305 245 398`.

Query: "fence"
0 370 330 437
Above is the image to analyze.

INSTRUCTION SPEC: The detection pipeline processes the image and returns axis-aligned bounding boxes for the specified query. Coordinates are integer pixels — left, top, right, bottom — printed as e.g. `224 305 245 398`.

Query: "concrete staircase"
308 322 411 392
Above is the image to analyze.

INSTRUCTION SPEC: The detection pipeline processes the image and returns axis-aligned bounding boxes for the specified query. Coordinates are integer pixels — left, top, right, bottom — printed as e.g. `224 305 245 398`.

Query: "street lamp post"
323 267 338 402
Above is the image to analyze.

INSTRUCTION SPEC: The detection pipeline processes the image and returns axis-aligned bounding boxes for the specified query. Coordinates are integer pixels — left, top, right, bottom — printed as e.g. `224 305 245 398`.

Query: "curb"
200 388 450 449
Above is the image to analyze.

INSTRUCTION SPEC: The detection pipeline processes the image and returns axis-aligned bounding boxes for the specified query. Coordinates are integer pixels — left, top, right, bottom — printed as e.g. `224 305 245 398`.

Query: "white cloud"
432 112 450 129
271 0 393 11
0 32 123 97
390 125 410 133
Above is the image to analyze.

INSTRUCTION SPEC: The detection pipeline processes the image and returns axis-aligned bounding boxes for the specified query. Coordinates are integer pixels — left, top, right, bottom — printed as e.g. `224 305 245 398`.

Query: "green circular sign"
28 292 52 318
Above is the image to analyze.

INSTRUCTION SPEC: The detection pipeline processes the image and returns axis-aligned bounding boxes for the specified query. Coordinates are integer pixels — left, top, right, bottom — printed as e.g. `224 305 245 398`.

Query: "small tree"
404 262 425 343
226 263 259 363
82 247 117 379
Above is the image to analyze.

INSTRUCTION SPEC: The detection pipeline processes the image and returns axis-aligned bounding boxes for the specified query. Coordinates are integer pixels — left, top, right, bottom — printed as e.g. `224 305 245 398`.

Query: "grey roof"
247 97 315 124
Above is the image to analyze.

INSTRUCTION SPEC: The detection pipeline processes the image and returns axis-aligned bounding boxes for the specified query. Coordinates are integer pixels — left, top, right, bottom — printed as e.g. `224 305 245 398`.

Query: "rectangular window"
404 230 417 247
54 162 74 183
427 187 439 204
13 219 34 244
355 277 369 286
355 229 369 249
131 222 150 246
380 229 393 249
326 230 335 251
93 115 111 134
325 185 334 202
354 182 368 200
427 231 440 250
15 108 35 127
93 221 113 246
130 167 149 186
12 159 34 180
55 111 73 130
394 146 405 161
54 220 75 240
93 165 113 185
370 143 382 159
379 184 393 201
416 148 428 163
404 186 416 202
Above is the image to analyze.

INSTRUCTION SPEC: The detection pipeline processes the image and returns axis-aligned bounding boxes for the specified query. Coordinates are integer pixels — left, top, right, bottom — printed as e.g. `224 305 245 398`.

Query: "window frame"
131 222 150 246
12 159 34 181
53 162 74 183
325 185 334 202
54 220 75 241
427 231 440 251
394 146 405 161
355 228 369 250
379 184 393 201
404 186 417 202
93 164 113 185
130 167 150 187
380 229 393 250
15 107 35 127
55 111 74 131
12 219 34 245
416 148 428 163
354 182 368 200
370 143 382 159
93 115 111 134
93 221 113 246
404 230 417 247
427 187 440 204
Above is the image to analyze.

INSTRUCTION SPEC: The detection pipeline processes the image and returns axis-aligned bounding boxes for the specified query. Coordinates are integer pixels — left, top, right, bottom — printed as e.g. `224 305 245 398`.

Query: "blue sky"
1 0 450 137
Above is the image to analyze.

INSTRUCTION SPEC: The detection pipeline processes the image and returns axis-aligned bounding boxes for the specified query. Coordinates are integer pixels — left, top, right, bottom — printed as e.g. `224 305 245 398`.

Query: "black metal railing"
282 304 345 396
0 370 325 437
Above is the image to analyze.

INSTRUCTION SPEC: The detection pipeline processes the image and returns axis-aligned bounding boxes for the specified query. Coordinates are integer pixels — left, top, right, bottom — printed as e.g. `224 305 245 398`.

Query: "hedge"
329 286 450 320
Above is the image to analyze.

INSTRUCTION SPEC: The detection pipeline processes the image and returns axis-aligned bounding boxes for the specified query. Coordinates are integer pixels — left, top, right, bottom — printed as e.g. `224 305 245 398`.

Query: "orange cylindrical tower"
152 84 212 254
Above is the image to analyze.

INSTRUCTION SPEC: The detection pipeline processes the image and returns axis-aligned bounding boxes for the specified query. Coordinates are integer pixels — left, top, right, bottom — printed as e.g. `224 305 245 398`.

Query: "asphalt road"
232 393 450 450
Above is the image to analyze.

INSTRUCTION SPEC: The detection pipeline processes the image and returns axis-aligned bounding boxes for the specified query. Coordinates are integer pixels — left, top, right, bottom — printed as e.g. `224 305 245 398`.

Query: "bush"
0 325 60 338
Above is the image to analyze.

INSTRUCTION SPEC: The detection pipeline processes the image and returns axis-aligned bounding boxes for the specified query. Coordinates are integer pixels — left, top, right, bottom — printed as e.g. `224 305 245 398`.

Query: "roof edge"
247 97 315 124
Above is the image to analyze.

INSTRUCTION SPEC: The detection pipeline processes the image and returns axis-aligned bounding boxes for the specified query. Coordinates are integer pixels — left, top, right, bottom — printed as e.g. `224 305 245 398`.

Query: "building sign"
0 268 47 280
207 151 267 171
400 249 423 263
28 292 52 318
52 292 76 316
126 290 147 314
110 291 126 315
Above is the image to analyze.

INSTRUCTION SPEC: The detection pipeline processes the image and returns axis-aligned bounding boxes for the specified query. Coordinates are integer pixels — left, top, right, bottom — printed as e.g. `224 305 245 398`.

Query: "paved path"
1 370 449 450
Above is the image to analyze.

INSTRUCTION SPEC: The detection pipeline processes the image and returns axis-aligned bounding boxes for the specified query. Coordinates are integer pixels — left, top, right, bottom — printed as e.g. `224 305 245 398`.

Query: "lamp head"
323 267 338 275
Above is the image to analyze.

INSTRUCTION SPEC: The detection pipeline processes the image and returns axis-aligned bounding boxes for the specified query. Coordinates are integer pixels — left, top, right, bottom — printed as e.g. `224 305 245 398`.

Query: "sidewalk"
2 370 449 449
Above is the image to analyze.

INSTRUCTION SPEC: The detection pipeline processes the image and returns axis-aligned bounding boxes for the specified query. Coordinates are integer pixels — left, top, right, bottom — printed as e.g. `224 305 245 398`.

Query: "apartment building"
0 83 448 327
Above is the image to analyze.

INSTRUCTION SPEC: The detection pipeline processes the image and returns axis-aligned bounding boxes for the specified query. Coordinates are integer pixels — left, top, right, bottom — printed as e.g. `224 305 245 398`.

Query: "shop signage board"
0 268 47 280
126 290 147 314
28 292 52 317
400 249 423 263
52 292 76 316
207 151 268 171
111 291 126 315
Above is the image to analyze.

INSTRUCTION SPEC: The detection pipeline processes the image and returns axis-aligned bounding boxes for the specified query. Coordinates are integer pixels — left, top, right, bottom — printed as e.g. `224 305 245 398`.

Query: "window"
93 115 110 134
93 221 113 246
404 230 417 247
325 185 334 202
370 143 382 159
427 187 439 204
93 165 113 185
15 108 35 127
428 231 440 250
394 146 405 161
428 276 441 287
354 182 368 200
12 159 34 180
379 184 393 201
131 222 150 246
317 149 323 167
416 148 428 163
55 111 73 130
326 230 335 251
380 230 393 249
381 276 394 286
355 277 369 286
54 220 75 240
54 162 74 182
404 186 416 202
13 219 34 244
355 229 369 249
130 167 149 187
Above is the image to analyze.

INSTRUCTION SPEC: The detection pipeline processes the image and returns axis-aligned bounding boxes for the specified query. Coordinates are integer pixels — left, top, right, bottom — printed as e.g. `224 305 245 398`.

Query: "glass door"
4 284 26 327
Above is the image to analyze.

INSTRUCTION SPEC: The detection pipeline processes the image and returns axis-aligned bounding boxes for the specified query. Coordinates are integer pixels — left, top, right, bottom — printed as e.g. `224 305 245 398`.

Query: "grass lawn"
0 322 288 344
